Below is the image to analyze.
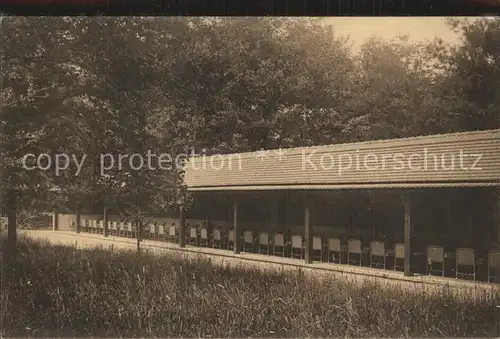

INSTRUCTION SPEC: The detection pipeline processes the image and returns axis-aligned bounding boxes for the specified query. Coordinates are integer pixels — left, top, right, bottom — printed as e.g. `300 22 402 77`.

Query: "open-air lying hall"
64 128 500 283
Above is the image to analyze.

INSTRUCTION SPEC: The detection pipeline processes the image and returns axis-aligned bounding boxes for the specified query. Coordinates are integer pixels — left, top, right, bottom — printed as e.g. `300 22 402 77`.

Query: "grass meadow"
1 235 500 338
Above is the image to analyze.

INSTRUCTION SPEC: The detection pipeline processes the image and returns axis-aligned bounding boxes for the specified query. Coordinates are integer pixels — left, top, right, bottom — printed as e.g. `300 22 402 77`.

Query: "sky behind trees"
324 17 477 52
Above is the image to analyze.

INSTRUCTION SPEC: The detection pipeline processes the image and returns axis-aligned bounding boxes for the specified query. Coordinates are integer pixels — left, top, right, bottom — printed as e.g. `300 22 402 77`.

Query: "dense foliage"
2 17 499 243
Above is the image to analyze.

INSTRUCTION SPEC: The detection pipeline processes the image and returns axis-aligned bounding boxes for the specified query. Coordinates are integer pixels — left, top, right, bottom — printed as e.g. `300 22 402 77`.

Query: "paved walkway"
20 230 500 296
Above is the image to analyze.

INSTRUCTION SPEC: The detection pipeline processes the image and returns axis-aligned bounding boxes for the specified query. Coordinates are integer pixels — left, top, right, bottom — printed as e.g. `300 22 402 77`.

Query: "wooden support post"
76 205 81 234
136 218 142 252
495 187 500 247
284 191 290 232
403 192 412 276
446 190 453 235
304 192 312 264
371 192 376 240
179 205 185 248
154 221 158 240
52 207 59 231
103 206 109 237
233 200 240 254
267 193 280 233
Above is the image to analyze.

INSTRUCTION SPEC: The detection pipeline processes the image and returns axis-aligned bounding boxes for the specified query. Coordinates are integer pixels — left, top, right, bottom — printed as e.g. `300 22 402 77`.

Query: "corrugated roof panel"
184 129 500 190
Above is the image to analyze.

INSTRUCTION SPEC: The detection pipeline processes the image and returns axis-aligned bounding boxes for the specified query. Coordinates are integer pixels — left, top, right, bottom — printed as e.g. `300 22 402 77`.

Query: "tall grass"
2 236 499 338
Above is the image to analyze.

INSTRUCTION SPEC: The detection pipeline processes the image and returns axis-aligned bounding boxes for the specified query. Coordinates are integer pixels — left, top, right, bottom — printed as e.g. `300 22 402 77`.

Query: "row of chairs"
185 227 391 268
426 245 500 283
82 218 139 238
82 219 104 234
82 218 183 242
80 218 500 283
185 227 500 283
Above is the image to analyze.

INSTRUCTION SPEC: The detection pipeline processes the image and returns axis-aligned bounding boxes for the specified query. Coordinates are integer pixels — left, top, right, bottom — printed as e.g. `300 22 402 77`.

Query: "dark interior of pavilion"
187 187 498 279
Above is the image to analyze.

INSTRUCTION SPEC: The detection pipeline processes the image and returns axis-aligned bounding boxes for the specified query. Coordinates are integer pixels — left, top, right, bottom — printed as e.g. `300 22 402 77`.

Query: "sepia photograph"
1 16 500 337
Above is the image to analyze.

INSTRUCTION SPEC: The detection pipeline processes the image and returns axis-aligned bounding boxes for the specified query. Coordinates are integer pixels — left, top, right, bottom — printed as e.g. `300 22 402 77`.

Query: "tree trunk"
75 204 81 234
136 214 142 253
6 189 17 246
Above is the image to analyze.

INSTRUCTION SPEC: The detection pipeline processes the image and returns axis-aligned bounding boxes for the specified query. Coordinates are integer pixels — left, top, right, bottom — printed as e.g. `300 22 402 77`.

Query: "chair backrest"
394 243 405 259
329 238 341 252
200 228 208 239
99 220 104 229
347 239 361 254
169 225 176 237
228 230 234 242
488 250 500 269
112 221 118 229
127 222 133 231
244 231 253 243
158 224 165 235
149 224 155 234
190 227 197 238
213 229 221 241
313 236 322 251
291 235 302 249
274 233 284 247
119 222 125 230
456 248 475 266
370 241 385 257
427 246 444 263
260 232 269 245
